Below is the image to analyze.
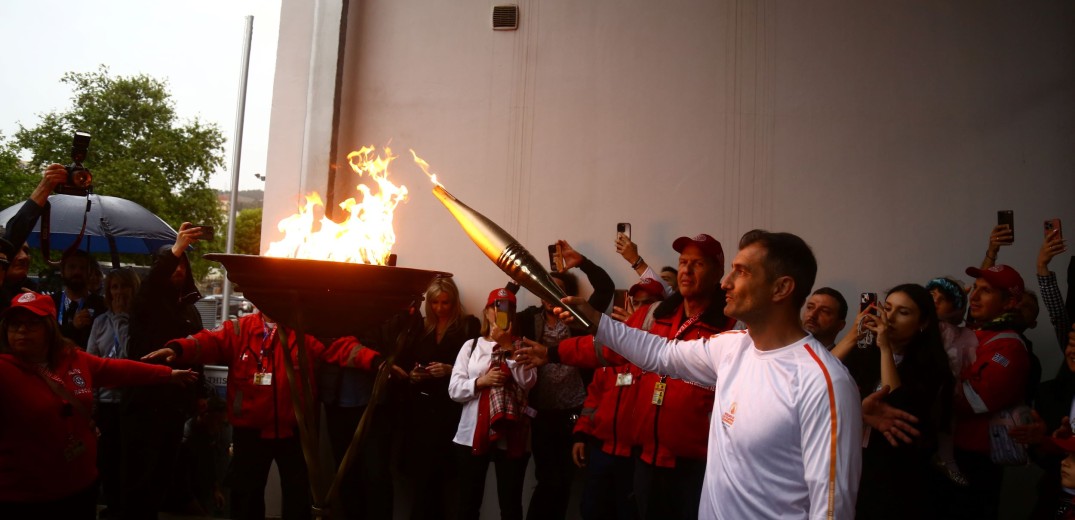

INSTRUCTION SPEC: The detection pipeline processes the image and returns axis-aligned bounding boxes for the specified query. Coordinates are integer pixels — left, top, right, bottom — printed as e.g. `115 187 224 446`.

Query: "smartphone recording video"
860 292 878 315
1044 218 1063 241
997 210 1014 242
617 223 631 240
494 299 514 331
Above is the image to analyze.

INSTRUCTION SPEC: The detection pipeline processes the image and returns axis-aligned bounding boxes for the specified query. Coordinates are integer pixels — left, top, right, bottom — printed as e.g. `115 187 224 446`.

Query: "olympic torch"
431 184 593 330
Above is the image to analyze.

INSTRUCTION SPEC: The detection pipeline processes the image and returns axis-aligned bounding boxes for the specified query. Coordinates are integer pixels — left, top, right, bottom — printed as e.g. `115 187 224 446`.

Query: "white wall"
320 0 1074 372
262 0 1075 516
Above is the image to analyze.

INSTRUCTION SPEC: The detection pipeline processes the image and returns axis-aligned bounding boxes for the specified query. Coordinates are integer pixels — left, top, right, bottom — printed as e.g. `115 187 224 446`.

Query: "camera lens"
72 170 92 188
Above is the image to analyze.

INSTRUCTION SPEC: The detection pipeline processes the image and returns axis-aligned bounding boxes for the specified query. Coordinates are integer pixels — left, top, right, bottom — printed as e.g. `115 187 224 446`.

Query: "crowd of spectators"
0 166 1071 520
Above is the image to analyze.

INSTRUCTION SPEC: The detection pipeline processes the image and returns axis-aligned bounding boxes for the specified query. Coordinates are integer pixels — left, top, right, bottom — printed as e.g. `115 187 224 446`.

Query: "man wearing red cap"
522 233 735 520
944 264 1033 518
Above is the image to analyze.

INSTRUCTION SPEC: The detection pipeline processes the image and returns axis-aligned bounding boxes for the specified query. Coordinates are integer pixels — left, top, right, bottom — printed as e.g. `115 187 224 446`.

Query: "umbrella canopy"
0 194 179 255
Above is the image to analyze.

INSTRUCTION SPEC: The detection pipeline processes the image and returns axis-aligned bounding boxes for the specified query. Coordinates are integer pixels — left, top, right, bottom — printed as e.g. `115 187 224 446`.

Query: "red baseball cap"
4 291 58 320
628 278 666 301
1051 435 1075 453
486 287 517 307
964 264 1025 299
672 234 724 266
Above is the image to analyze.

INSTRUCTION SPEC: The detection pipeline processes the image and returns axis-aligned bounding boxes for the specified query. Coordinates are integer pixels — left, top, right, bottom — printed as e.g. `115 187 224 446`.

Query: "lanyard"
57 293 85 325
673 312 702 340
244 324 277 372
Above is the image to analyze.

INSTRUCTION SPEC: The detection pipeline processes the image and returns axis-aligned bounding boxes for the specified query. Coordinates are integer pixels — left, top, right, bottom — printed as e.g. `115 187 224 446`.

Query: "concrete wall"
263 0 1075 516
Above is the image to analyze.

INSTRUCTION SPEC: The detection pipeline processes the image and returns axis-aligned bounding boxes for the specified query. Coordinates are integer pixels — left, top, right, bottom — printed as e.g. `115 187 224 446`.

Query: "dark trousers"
96 402 123 516
0 480 98 520
325 404 394 520
229 426 311 520
931 449 1004 520
580 445 637 520
120 408 184 520
633 457 705 520
455 443 530 520
527 408 580 520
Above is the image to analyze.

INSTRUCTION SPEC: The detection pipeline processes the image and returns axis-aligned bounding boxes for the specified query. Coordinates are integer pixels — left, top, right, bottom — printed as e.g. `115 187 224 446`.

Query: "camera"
57 132 93 195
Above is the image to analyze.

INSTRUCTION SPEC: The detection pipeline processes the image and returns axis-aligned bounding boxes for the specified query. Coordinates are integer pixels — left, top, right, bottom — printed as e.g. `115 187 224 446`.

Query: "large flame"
265 146 408 265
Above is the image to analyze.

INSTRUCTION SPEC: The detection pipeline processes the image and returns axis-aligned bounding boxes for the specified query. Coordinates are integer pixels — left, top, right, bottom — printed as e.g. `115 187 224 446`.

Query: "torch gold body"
432 185 593 330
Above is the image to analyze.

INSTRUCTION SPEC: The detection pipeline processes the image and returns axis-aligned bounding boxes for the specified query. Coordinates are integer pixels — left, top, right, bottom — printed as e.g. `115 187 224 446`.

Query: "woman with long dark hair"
833 283 954 519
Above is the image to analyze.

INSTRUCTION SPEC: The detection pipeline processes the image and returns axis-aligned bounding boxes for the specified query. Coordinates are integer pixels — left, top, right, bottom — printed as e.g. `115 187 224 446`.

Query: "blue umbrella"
0 193 179 256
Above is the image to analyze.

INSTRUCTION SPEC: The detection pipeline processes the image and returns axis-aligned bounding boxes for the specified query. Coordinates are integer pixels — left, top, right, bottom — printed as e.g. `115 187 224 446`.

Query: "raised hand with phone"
982 211 1015 269
1039 218 1067 277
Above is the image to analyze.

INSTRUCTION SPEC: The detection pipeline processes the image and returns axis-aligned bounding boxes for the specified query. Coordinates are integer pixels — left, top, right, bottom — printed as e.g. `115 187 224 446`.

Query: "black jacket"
123 245 203 411
517 257 614 342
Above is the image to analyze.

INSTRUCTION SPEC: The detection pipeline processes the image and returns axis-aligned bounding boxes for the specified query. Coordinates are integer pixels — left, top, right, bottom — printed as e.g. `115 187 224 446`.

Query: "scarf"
472 344 529 458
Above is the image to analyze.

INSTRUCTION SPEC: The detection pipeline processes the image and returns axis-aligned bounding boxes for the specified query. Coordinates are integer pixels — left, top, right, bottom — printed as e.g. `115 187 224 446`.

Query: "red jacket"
954 329 1030 453
0 350 172 502
570 353 644 458
559 298 734 467
169 313 380 439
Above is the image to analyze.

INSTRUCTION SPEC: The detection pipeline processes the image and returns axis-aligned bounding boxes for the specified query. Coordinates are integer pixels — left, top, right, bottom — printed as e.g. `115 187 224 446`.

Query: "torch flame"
265 146 408 265
410 149 442 187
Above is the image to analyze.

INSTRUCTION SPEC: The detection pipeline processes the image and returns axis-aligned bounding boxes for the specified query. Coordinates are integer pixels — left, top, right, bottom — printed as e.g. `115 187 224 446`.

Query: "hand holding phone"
617 223 631 240
857 292 878 349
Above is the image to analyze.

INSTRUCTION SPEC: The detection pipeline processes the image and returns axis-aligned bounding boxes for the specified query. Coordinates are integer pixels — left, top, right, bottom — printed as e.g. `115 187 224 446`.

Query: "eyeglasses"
7 318 46 331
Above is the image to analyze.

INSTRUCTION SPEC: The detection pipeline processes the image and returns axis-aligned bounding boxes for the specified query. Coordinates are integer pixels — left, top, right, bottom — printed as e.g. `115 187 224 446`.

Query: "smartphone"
613 289 628 310
547 243 564 272
860 292 878 316
997 210 1014 241
494 299 513 330
195 224 216 241
617 223 631 240
1045 218 1063 240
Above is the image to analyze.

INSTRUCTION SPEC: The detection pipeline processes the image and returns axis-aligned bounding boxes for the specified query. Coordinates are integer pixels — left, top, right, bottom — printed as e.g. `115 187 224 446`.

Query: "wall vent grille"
492 5 519 30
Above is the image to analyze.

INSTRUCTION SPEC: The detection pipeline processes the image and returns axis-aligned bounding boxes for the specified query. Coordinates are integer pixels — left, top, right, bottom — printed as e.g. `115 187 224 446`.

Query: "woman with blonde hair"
450 288 536 520
396 277 480 519
87 267 142 518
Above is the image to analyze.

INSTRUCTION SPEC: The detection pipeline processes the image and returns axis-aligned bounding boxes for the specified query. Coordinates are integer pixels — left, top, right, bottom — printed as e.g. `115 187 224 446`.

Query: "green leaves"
1 66 230 281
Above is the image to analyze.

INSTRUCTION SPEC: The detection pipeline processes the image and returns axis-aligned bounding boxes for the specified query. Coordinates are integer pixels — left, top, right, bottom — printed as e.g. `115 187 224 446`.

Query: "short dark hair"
60 248 93 269
738 229 817 308
661 266 677 275
550 271 579 297
812 287 848 321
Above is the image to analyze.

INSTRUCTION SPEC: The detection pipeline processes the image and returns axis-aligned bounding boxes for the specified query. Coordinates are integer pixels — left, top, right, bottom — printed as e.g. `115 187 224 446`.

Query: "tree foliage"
0 138 37 210
3 66 227 278
234 208 263 255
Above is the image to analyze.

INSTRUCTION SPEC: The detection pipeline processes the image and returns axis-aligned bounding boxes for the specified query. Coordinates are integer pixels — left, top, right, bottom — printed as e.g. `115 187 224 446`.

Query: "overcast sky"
0 0 281 192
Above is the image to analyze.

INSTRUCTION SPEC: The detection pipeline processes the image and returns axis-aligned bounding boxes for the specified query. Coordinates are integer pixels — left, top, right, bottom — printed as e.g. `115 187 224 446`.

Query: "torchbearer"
539 230 864 520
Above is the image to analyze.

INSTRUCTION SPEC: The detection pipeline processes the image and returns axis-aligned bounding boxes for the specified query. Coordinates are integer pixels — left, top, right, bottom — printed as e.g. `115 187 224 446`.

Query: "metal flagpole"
221 15 254 325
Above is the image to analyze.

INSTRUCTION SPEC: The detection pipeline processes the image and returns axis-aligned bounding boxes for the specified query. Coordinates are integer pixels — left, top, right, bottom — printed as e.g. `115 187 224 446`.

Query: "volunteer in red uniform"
143 311 401 520
0 292 196 519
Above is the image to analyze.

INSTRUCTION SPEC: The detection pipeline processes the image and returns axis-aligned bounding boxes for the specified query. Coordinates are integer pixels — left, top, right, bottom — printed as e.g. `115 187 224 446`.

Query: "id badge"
64 437 86 462
253 372 273 386
651 381 667 406
615 373 634 387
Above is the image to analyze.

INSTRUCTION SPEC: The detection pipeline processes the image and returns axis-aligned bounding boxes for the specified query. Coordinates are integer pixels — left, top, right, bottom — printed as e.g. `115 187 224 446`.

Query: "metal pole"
221 15 254 325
